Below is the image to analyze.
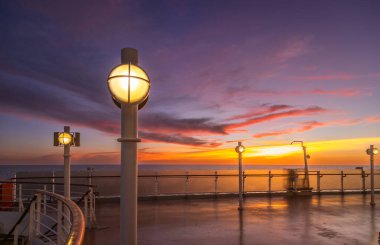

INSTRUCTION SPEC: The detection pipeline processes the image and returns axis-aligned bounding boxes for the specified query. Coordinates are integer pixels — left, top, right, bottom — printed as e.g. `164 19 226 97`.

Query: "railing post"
340 170 344 194
268 171 272 194
52 171 55 194
28 198 35 243
84 194 89 225
43 185 47 215
57 200 63 245
214 171 218 196
13 224 19 245
36 193 41 236
185 171 189 195
87 167 94 192
154 172 159 196
18 184 24 212
90 187 96 225
317 171 321 193
12 174 17 203
361 169 366 193
242 170 246 196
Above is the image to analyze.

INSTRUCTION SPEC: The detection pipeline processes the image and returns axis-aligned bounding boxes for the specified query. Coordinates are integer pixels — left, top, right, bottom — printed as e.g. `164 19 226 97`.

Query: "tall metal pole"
63 126 70 199
370 145 375 206
238 143 243 211
119 48 139 245
302 145 310 189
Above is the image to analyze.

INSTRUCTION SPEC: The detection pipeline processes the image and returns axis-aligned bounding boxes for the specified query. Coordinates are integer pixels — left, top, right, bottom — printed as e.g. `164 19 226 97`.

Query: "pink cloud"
289 73 356 82
227 106 326 130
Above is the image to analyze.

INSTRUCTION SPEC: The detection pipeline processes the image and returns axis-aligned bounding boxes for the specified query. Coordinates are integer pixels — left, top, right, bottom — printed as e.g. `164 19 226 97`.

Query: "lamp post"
291 141 310 190
235 142 245 211
107 48 150 245
53 126 80 199
366 145 378 206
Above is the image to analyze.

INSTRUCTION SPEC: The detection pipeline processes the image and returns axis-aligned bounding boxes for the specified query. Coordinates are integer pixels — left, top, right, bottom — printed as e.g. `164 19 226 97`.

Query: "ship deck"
84 194 380 245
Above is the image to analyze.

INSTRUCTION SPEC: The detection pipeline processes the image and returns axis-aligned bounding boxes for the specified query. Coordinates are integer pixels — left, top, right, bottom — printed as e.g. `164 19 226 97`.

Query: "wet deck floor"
84 194 380 245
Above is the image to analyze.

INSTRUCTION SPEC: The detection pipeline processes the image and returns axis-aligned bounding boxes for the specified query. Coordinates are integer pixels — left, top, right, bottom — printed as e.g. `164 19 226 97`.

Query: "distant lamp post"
235 142 245 211
107 48 150 245
367 145 378 206
53 126 80 200
291 141 310 190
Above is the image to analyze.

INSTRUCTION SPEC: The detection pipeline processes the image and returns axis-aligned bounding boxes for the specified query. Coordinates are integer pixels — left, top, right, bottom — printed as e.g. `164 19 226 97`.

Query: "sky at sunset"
0 0 379 166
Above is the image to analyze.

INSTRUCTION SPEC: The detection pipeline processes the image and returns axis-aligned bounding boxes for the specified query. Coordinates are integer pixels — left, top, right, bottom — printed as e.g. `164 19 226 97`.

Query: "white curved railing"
10 190 85 245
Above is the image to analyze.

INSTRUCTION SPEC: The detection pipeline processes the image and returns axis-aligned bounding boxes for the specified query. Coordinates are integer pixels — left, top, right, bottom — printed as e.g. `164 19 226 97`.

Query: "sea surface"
0 163 376 179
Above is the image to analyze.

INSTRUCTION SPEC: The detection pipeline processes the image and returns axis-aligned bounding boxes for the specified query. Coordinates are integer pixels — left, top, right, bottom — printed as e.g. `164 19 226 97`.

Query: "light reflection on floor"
84 194 380 245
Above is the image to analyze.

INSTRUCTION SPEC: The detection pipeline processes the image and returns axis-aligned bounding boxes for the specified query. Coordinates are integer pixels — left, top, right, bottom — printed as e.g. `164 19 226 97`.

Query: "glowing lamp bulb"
235 145 245 153
107 63 150 105
58 132 73 145
373 148 379 155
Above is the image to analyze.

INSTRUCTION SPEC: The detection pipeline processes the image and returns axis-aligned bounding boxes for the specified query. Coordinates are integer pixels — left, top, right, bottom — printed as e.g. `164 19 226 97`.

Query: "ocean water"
0 164 375 179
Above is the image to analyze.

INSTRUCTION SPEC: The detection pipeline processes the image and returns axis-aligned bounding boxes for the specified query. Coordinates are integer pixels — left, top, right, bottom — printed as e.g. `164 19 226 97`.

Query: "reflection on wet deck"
84 194 379 245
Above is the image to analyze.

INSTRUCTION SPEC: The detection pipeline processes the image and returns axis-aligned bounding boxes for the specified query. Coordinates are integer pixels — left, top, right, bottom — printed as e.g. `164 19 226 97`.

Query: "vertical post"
317 171 321 193
214 171 218 196
84 195 88 225
361 169 366 193
28 199 35 242
14 224 19 245
370 145 376 206
36 193 41 235
185 171 189 195
43 185 47 215
154 172 159 196
18 184 23 212
120 103 138 245
268 170 272 194
52 171 55 194
340 170 345 194
238 143 243 211
242 170 246 195
57 200 63 245
12 174 16 203
302 146 310 189
63 126 71 199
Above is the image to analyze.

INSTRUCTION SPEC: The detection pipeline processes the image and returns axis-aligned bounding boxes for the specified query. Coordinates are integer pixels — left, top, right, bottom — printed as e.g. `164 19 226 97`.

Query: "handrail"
42 189 92 239
37 190 85 245
1 195 37 243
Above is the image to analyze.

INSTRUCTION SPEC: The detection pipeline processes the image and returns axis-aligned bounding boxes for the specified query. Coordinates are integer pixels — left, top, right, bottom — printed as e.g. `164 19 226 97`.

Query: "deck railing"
0 190 85 245
2 169 379 199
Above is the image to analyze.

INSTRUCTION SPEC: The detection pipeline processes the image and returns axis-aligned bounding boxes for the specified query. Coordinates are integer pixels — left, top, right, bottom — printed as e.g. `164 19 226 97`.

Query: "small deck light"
235 143 245 154
53 126 80 201
58 132 73 145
